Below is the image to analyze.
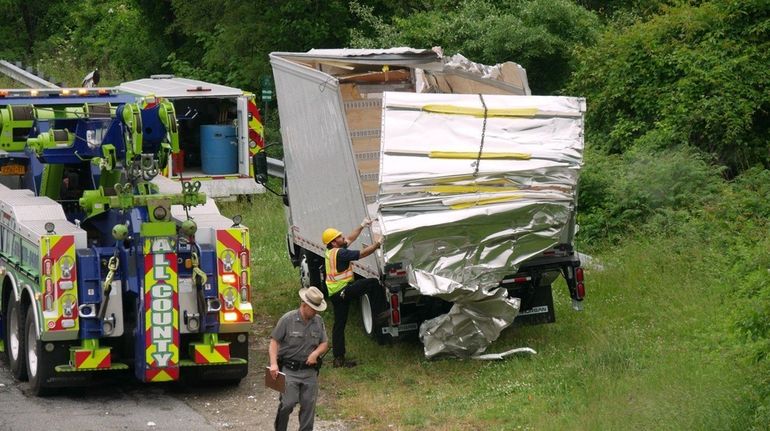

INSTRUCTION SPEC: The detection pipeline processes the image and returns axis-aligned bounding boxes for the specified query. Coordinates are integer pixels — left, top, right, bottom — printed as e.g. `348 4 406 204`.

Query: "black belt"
279 357 322 371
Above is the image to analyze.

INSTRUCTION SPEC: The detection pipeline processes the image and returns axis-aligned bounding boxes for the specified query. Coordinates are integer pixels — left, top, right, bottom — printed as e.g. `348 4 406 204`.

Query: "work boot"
333 357 357 368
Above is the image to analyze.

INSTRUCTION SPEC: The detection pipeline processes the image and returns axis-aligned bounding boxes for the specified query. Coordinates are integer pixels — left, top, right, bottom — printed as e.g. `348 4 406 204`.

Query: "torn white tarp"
376 92 585 358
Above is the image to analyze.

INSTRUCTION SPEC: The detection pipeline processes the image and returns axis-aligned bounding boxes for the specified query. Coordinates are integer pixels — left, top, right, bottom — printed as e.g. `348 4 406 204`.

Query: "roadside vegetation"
3 0 770 428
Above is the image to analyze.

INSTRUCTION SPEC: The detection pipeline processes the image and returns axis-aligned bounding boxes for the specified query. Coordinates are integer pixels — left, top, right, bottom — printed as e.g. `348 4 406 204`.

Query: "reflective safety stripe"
325 248 353 296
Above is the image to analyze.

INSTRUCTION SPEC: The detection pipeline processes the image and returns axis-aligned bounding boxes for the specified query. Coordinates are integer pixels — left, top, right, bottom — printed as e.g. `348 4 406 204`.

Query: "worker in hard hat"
322 217 382 368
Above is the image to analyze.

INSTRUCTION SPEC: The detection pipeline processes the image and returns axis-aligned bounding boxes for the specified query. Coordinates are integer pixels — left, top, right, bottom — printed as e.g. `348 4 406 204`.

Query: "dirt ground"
175 319 349 431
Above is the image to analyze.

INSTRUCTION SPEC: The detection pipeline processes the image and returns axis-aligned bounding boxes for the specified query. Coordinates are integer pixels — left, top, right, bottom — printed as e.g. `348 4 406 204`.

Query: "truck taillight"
43 257 53 276
390 293 400 325
576 267 585 299
45 278 53 294
239 251 249 268
239 270 250 302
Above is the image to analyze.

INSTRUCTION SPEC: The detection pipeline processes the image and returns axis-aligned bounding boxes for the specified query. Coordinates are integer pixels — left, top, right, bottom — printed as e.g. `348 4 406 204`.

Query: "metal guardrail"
267 157 284 179
0 60 60 88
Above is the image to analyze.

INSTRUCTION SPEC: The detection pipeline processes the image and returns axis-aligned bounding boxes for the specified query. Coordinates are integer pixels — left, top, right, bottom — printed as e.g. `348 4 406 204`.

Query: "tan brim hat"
299 286 327 312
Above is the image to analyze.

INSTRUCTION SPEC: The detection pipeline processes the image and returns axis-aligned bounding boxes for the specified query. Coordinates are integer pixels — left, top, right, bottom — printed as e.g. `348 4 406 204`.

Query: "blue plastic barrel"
200 125 238 175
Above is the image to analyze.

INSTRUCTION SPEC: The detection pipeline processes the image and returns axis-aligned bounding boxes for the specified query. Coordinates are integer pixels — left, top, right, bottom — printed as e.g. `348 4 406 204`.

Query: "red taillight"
43 257 53 277
240 251 249 268
240 271 248 288
575 267 585 299
45 278 53 294
390 293 400 325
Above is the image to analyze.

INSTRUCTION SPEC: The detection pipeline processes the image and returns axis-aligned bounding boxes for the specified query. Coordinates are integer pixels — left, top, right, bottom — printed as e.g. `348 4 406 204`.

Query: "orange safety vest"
325 248 354 296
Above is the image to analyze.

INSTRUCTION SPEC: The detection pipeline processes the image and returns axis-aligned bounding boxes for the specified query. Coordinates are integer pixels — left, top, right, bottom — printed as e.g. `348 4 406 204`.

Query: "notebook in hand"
265 367 286 393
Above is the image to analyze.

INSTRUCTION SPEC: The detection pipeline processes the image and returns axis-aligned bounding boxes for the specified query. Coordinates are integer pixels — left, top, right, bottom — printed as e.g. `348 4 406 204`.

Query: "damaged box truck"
259 48 585 358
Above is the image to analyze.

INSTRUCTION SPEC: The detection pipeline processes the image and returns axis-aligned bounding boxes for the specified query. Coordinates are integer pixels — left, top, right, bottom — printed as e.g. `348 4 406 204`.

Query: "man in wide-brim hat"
269 286 329 431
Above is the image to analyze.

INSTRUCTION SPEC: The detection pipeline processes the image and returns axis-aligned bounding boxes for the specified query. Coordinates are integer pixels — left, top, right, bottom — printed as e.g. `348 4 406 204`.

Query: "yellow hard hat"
322 228 343 245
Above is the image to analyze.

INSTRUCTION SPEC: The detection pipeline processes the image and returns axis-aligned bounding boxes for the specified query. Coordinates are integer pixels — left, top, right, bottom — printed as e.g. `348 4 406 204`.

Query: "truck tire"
6 299 28 381
360 292 388 345
299 249 326 296
25 303 54 395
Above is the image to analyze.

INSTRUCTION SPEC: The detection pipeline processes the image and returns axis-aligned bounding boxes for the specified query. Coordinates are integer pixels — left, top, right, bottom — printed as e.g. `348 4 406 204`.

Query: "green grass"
220 189 756 430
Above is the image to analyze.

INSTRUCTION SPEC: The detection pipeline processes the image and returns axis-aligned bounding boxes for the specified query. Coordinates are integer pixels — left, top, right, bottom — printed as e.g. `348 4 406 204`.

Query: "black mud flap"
510 283 556 325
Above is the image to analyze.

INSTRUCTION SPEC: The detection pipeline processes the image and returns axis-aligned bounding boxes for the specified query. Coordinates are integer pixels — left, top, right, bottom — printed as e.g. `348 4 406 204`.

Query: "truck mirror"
253 152 268 184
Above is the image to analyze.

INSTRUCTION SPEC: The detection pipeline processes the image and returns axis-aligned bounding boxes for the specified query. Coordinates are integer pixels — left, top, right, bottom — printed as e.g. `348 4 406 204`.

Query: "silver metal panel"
118 77 242 98
0 188 88 248
270 54 379 276
237 96 249 176
273 48 440 66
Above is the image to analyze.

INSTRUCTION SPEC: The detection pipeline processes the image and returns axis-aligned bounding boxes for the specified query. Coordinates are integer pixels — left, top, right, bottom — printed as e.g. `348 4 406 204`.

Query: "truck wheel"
6 299 28 381
25 304 53 395
360 292 388 345
299 253 312 289
299 250 326 296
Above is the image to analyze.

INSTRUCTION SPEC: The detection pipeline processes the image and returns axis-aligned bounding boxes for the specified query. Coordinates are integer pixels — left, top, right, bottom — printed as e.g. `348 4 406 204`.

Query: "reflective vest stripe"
325 248 353 295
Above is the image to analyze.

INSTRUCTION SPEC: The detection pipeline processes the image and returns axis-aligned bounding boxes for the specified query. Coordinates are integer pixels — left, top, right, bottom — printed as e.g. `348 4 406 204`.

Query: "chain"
473 94 489 178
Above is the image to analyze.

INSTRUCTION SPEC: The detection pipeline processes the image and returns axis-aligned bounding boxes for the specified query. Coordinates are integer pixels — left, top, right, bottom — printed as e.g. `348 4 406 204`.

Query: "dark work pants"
330 278 380 359
274 368 318 431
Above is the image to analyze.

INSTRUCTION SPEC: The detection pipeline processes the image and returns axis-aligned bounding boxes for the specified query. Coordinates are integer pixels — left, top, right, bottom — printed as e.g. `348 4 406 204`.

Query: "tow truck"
0 86 253 394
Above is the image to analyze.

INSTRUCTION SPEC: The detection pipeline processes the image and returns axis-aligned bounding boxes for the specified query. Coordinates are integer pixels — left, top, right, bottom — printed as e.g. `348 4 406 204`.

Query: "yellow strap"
428 185 519 194
420 104 538 118
428 151 530 160
449 195 522 210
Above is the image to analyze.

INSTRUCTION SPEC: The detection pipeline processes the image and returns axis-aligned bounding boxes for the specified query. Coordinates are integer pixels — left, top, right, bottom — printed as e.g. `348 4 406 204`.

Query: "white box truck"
258 48 585 353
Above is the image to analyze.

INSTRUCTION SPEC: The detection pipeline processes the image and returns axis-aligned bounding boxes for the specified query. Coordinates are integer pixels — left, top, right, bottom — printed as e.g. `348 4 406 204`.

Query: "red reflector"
391 309 400 325
390 293 399 308
43 258 53 277
576 267 584 282
577 282 585 299
240 251 249 268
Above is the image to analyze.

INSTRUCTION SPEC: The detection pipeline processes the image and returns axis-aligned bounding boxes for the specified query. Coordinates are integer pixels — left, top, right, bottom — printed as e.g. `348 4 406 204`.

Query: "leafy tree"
350 0 601 94
170 0 352 90
63 0 172 81
568 0 770 174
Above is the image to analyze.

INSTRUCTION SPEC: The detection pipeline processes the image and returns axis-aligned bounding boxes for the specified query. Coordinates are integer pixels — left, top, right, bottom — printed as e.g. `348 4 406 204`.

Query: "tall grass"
221 186 757 430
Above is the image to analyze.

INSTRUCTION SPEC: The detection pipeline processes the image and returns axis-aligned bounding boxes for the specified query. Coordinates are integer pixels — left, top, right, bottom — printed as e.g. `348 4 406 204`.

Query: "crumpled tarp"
376 92 585 358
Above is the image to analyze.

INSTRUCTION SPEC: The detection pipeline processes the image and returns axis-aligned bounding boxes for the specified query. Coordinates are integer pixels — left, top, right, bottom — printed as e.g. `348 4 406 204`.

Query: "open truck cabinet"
118 76 265 198
267 48 585 352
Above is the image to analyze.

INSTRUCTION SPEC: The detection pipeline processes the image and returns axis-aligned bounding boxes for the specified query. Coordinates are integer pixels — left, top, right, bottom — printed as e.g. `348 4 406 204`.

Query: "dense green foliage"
569 0 770 175
2 0 770 426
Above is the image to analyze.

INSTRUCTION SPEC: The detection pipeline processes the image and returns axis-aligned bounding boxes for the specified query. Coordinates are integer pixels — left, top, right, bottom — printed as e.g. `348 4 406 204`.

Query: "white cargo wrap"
378 92 585 357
